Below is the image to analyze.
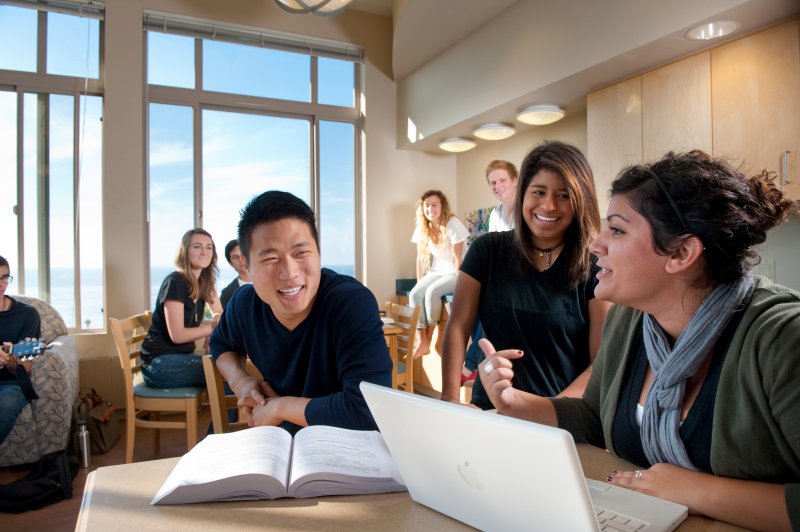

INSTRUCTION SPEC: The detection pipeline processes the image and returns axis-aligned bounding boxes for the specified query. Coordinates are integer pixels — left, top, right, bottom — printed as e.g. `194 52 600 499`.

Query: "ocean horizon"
19 264 356 330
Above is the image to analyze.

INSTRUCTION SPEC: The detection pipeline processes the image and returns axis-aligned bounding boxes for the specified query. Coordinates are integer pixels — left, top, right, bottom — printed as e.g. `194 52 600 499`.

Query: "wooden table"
75 444 742 531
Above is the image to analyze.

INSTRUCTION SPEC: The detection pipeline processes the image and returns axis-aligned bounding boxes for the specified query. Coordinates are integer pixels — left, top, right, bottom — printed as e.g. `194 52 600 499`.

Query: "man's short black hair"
223 239 239 265
237 191 320 261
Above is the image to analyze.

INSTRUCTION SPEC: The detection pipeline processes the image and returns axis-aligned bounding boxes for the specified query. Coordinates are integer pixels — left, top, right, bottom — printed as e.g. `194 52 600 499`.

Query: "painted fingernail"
611 470 618 476
606 476 613 482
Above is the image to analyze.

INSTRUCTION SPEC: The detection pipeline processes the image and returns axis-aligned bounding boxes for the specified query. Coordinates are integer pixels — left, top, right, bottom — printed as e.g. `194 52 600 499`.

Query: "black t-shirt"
461 231 599 408
0 297 42 384
141 271 205 362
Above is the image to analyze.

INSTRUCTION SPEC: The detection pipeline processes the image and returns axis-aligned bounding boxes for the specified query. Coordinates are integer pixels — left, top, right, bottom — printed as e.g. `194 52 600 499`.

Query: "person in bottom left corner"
0 255 41 445
140 228 223 388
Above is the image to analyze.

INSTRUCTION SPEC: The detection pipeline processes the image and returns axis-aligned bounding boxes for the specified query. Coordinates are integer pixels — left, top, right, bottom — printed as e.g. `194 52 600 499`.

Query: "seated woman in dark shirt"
141 229 223 388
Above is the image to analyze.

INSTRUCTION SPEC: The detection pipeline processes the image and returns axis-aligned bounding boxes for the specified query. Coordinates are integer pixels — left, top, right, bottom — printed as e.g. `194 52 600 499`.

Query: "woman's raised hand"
477 338 524 413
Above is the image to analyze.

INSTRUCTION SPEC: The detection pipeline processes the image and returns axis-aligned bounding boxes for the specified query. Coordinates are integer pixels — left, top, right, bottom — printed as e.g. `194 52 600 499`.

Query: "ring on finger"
634 469 644 479
483 360 495 375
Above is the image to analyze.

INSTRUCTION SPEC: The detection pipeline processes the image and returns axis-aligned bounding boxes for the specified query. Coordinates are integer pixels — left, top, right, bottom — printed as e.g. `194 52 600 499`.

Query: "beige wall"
78 0 458 373
454 113 588 221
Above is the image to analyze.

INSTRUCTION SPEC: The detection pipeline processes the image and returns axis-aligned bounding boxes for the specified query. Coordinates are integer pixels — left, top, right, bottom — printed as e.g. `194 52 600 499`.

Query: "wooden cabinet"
642 52 712 162
587 76 642 217
712 20 800 198
589 20 800 202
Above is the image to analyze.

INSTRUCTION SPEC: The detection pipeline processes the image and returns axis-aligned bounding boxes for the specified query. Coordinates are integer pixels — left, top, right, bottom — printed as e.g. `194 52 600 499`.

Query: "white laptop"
360 382 687 532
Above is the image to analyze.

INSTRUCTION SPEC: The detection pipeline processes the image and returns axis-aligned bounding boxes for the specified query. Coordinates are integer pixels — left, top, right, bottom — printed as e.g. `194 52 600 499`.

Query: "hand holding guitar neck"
8 338 47 361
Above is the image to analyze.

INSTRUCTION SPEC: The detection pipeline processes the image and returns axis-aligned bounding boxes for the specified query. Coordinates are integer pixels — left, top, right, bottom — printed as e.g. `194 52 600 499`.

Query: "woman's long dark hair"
513 141 600 286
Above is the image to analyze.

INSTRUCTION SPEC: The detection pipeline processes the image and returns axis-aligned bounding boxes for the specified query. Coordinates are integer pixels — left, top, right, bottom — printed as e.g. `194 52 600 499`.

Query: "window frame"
144 15 364 299
0 1 104 332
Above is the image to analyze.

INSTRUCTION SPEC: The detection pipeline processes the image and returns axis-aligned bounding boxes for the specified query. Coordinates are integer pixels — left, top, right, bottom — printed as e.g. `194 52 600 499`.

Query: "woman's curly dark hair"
611 150 798 287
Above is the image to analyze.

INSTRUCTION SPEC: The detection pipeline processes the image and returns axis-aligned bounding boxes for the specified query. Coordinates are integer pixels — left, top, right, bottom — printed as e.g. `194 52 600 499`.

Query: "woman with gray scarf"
477 150 800 531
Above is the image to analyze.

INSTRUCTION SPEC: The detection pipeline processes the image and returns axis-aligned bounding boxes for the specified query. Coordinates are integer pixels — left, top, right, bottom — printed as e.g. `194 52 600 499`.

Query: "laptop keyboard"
595 506 648 532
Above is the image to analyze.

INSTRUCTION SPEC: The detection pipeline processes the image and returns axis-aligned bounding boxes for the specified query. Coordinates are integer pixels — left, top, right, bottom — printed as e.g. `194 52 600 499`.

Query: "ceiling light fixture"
274 0 353 16
473 122 516 141
438 137 477 153
685 20 740 40
516 105 565 126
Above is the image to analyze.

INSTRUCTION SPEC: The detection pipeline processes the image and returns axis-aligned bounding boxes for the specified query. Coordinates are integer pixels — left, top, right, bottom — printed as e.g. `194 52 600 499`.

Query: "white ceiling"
349 0 800 152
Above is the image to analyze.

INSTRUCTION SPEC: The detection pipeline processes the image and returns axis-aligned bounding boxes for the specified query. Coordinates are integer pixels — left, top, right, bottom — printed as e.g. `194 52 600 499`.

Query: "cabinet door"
642 52 712 162
587 76 642 217
712 20 800 198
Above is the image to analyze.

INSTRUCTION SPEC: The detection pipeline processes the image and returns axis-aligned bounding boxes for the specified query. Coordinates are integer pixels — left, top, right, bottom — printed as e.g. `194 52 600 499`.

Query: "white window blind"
143 11 364 63
0 0 103 19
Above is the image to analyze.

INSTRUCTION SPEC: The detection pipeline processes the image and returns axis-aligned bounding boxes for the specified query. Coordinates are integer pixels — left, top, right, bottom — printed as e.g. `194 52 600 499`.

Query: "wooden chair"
202 355 248 434
109 312 207 463
385 301 422 394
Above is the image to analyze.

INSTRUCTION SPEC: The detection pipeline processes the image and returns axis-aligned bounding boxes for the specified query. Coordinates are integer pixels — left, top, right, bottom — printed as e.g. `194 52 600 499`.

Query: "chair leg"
125 412 136 464
151 412 161 454
186 397 199 450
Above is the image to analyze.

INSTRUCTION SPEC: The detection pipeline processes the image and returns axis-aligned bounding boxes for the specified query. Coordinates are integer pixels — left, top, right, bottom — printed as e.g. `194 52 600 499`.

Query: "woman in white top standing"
409 190 468 358
486 160 518 232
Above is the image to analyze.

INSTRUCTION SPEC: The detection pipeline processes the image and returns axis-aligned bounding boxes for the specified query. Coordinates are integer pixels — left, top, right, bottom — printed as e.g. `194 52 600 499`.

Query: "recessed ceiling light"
685 20 740 40
438 137 477 153
516 105 565 126
473 123 516 141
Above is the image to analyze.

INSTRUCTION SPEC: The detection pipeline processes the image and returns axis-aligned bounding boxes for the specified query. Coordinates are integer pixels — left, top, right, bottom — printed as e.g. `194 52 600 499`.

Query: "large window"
0 2 104 330
145 14 363 303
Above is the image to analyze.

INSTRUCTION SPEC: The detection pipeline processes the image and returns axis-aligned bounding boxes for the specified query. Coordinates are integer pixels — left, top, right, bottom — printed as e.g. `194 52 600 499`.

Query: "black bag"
0 450 79 513
74 388 121 454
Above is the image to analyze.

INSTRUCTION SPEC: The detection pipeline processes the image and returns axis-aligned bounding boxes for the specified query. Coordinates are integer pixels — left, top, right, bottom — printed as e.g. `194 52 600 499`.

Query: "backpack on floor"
0 449 79 513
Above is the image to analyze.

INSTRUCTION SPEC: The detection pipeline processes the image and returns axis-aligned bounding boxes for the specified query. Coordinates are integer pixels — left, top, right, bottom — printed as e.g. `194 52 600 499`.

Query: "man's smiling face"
246 218 321 330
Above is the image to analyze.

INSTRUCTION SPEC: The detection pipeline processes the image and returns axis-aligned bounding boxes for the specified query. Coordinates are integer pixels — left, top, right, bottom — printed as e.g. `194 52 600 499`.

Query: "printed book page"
151 426 293 504
288 425 405 498
151 425 405 504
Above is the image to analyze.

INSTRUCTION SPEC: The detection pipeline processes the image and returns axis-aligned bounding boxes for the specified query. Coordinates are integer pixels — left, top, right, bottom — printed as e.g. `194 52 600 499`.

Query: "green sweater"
553 276 800 529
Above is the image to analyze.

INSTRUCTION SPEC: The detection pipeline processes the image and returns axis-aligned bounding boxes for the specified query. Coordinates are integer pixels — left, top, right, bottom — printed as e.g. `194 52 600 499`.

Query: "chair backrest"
385 302 421 393
202 355 249 434
108 312 153 398
15 295 68 343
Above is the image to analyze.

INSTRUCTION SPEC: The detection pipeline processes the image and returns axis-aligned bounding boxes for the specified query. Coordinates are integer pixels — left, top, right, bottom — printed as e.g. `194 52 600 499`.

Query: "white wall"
454 113 589 220
759 214 800 291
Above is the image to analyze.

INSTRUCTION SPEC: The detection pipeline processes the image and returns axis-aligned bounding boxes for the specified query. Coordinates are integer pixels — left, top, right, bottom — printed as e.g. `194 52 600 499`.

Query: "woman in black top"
441 141 610 407
141 229 223 388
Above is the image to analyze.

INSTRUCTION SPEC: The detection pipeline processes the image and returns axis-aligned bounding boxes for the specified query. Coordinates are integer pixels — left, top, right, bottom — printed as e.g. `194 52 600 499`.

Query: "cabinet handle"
783 150 791 184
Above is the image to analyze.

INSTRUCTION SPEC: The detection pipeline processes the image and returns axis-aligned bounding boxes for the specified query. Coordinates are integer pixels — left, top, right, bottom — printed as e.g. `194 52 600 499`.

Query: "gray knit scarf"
640 274 753 470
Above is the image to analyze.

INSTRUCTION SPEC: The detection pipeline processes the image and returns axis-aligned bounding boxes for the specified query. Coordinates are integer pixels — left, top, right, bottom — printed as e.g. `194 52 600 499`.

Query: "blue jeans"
0 380 29 445
141 354 205 388
465 320 486 371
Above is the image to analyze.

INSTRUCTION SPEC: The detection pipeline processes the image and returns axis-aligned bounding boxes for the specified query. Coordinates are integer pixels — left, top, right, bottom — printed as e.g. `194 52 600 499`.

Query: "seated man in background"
220 239 250 309
210 191 392 433
0 255 41 445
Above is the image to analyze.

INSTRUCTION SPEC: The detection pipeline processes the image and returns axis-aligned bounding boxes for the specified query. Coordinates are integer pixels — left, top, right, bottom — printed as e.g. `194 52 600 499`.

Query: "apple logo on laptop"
457 461 483 490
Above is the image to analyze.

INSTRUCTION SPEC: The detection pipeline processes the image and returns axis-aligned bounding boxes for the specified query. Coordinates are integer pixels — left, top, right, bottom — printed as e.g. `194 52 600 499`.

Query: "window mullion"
16 89 26 290
37 10 46 73
73 93 81 329
36 93 50 301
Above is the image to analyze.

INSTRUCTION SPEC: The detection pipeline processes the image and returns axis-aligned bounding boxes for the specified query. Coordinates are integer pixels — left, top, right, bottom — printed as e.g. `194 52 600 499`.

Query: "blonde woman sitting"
409 190 467 358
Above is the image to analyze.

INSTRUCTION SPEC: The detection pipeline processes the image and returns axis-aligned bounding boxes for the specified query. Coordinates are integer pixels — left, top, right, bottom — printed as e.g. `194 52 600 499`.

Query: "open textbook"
152 425 406 505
